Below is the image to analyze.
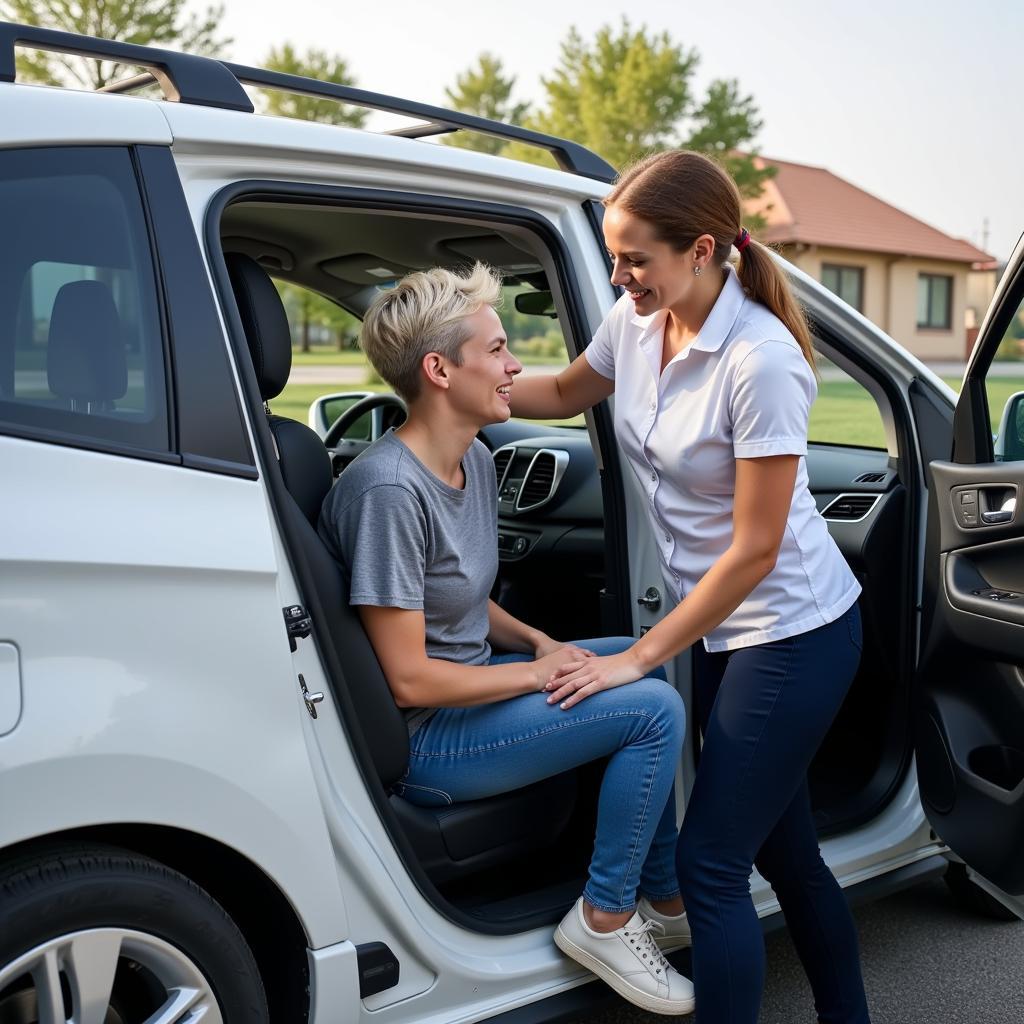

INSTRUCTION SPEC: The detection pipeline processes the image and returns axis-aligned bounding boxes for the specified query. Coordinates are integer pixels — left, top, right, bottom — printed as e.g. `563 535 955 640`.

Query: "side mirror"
514 290 557 318
307 391 373 440
994 390 1024 461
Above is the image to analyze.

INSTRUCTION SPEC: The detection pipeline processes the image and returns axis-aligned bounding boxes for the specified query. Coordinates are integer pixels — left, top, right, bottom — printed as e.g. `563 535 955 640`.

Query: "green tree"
0 0 229 89
275 281 358 354
442 53 529 155
258 44 365 353
510 20 772 201
261 43 367 128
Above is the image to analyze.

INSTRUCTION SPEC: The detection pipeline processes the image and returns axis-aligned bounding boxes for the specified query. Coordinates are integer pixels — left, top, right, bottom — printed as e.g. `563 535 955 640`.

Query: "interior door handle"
982 510 1013 525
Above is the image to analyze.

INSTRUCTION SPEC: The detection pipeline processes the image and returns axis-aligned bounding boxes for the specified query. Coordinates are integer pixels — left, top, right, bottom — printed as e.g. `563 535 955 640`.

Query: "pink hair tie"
734 228 751 252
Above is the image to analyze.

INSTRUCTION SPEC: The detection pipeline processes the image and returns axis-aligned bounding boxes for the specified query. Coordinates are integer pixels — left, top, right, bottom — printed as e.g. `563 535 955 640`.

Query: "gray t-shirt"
318 430 498 734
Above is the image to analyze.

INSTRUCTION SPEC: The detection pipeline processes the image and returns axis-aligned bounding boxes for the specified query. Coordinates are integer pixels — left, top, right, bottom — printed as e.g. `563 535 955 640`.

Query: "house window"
917 273 953 329
821 264 864 312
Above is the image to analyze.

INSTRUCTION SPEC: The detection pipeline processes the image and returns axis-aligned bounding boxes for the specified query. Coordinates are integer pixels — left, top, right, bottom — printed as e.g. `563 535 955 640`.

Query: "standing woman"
511 151 870 1024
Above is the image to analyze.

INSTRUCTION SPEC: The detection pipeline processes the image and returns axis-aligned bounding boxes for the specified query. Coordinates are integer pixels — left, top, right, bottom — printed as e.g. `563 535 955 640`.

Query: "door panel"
918 239 1024 914
920 460 1024 894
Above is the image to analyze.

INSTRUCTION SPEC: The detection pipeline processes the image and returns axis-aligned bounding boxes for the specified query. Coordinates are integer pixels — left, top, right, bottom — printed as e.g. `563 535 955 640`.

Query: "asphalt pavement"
570 878 1024 1023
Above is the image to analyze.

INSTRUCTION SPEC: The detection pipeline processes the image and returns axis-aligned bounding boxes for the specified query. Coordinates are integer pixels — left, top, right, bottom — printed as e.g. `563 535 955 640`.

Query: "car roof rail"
221 62 616 182
0 19 616 183
0 20 253 111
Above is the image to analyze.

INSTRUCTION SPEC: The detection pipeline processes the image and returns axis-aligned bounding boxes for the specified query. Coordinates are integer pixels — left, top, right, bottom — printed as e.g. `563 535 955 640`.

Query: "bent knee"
631 678 686 744
756 847 828 889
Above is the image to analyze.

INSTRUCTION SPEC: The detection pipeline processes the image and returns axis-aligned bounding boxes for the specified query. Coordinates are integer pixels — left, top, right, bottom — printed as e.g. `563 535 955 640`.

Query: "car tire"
0 841 269 1023
943 862 1020 922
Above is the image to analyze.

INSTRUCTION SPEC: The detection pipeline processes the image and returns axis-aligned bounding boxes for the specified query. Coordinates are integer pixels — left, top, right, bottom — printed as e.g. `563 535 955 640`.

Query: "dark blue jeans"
676 604 870 1024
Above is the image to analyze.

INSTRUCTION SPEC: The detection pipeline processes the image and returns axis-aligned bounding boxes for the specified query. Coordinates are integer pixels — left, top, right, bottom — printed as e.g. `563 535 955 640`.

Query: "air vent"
519 452 556 508
822 493 880 522
493 447 514 490
853 471 886 484
516 449 570 512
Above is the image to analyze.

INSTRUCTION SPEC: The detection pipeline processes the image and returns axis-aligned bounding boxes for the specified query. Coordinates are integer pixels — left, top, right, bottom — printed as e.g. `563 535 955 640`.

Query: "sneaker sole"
554 925 696 1016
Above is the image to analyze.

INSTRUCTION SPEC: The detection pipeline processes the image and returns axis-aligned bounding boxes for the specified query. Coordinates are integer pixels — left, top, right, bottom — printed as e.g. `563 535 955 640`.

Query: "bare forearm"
487 599 544 654
508 374 573 419
393 656 542 708
630 546 776 672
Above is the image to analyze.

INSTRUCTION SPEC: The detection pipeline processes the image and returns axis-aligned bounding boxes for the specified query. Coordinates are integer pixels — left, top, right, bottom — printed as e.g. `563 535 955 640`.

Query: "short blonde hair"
360 263 503 401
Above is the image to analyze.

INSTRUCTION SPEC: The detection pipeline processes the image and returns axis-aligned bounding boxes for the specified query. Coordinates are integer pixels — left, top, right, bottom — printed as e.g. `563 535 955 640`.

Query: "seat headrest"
46 280 127 404
224 252 292 401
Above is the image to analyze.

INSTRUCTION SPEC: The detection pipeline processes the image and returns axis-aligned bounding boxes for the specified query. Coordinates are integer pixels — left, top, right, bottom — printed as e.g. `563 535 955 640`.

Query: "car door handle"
982 510 1013 525
0 643 21 736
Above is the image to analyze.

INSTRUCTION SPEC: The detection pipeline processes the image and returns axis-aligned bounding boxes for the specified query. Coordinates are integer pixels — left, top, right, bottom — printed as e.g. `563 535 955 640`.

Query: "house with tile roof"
744 157 995 361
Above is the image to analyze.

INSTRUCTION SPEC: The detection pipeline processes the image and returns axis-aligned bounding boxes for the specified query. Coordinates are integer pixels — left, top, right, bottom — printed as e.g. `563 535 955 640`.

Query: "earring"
693 264 702 277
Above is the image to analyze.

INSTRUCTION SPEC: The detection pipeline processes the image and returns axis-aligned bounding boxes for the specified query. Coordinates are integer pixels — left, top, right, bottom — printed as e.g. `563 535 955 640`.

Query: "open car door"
917 235 1024 917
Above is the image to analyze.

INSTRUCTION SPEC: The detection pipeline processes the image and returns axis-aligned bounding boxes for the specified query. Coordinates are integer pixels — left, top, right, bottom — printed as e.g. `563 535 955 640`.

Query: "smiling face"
603 204 704 316
444 304 522 426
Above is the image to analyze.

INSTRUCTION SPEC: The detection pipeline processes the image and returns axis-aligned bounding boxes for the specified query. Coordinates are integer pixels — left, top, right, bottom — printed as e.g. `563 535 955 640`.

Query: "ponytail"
735 239 817 371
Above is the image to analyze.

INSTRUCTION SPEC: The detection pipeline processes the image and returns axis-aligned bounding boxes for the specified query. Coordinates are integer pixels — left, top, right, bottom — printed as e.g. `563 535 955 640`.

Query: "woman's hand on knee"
544 652 645 709
530 644 594 690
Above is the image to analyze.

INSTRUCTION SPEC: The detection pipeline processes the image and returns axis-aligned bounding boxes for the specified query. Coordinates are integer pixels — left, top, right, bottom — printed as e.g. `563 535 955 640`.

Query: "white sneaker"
638 897 693 950
554 898 695 1016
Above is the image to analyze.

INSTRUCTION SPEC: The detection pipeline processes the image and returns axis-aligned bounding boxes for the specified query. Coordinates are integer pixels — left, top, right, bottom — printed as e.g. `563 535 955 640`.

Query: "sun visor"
441 236 541 275
320 254 412 286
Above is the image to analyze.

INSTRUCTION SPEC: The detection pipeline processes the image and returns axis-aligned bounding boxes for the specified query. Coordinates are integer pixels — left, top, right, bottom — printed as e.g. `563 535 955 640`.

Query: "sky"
207 0 1024 262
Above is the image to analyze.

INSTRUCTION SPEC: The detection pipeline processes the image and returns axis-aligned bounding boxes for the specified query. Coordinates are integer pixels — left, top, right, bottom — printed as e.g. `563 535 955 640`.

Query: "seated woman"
318 264 694 1016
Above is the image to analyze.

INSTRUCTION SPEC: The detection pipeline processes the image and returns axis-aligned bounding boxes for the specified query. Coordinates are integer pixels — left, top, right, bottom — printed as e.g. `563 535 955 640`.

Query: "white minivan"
1 19 1023 1024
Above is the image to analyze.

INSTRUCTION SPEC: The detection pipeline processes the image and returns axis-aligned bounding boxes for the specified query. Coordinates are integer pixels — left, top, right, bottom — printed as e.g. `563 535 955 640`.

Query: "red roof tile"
745 157 993 265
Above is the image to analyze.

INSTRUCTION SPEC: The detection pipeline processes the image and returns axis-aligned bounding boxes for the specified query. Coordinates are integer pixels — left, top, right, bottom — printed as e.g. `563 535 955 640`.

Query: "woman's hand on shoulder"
543 651 645 709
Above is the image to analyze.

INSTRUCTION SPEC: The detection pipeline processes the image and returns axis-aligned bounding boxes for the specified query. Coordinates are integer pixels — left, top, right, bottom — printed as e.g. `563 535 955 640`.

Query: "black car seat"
223 253 576 884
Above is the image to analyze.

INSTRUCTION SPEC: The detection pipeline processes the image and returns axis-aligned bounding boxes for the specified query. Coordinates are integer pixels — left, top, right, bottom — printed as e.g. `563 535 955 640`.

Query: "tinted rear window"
0 147 169 453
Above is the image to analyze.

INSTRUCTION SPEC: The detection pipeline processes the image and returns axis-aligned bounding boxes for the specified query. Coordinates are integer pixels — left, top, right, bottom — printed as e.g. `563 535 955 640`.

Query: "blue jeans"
676 604 869 1024
395 637 685 913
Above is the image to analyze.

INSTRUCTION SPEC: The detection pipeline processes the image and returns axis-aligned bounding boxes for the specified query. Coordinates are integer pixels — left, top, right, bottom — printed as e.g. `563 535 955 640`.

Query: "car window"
266 278 373 438
0 147 168 453
808 354 887 449
988 292 1024 462
505 283 584 429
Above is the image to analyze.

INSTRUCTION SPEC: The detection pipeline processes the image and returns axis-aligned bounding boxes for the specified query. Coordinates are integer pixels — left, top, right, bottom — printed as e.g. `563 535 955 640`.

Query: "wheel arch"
0 824 312 1024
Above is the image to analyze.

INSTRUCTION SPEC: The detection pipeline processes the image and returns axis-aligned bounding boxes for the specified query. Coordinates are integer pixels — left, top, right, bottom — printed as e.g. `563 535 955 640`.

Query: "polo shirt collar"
630 264 747 356
693 265 746 353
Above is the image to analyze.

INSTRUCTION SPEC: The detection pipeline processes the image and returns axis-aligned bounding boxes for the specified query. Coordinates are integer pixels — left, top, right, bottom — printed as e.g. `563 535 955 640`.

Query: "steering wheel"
323 392 408 464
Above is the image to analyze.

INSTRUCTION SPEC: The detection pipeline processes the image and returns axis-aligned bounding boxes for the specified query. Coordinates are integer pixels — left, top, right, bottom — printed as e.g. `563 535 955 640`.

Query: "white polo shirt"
586 266 860 652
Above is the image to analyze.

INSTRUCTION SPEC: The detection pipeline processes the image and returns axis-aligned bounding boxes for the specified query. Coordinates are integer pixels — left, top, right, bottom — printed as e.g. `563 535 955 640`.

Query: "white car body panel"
0 434 349 949
0 84 172 148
